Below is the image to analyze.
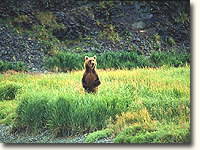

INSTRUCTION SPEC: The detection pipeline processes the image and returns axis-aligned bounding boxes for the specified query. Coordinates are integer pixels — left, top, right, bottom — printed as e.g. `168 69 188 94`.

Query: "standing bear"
82 55 101 93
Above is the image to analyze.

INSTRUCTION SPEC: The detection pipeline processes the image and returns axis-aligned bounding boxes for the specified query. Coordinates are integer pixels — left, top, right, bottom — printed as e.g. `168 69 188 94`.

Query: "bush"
113 125 145 143
113 123 190 143
0 82 22 101
85 128 113 143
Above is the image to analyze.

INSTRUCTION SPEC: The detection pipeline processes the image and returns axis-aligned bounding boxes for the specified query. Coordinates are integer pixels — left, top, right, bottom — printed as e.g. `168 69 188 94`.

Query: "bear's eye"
89 60 91 63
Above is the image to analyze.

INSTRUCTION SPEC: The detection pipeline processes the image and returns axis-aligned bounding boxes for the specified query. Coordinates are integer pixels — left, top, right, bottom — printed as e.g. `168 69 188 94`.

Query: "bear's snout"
91 62 94 67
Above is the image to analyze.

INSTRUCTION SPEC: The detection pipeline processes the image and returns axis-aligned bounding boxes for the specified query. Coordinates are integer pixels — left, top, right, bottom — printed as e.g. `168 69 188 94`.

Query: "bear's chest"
85 73 96 87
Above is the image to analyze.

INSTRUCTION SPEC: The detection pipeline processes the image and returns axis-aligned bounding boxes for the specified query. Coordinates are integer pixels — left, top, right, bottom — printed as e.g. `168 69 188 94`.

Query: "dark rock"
0 1 190 72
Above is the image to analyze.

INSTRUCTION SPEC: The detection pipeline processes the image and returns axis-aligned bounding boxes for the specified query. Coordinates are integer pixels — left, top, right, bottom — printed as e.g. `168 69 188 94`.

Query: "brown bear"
82 55 101 93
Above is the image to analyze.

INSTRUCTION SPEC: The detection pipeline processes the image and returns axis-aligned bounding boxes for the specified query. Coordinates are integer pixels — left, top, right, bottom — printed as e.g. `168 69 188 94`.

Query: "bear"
82 55 101 93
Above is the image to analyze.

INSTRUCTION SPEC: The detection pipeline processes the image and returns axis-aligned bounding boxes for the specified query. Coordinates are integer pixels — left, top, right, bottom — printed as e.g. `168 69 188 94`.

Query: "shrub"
113 124 146 143
85 128 114 143
113 123 190 143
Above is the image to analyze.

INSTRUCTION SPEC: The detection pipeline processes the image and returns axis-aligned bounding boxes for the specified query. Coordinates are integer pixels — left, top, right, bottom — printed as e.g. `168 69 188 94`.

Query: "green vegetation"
113 123 190 143
85 128 113 143
35 11 60 29
44 50 190 72
0 1 190 143
0 1 190 74
0 64 190 143
13 81 132 136
0 60 28 73
0 100 17 125
0 82 22 101
169 37 176 46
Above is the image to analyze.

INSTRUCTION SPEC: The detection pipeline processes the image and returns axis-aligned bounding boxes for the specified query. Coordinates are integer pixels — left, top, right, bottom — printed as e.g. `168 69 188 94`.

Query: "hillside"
0 0 190 72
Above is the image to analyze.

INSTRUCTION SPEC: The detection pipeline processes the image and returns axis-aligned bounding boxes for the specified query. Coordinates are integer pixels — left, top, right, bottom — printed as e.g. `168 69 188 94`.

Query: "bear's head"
84 56 97 71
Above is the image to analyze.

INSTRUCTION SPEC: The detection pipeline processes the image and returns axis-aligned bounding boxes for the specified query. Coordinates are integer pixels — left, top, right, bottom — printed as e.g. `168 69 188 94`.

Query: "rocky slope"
0 0 190 72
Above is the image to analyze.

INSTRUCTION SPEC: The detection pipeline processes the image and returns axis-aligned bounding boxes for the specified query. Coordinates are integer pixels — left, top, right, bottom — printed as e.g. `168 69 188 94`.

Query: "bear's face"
85 56 97 70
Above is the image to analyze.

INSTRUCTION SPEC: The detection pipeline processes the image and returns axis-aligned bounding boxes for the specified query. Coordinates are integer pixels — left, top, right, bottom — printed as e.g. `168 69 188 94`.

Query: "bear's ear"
93 55 96 60
85 56 89 60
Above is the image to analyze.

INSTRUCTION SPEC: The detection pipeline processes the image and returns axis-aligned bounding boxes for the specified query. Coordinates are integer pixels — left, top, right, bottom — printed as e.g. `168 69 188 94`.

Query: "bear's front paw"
94 80 101 87
83 84 89 89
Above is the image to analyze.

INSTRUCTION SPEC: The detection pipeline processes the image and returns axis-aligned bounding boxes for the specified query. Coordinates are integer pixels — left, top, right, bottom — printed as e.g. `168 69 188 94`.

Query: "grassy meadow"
0 64 190 143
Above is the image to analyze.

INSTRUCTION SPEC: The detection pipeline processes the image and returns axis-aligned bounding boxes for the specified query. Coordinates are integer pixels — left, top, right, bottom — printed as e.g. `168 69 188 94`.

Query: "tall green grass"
0 60 28 73
14 89 132 136
15 92 49 132
44 50 190 72
0 50 190 73
0 64 190 142
0 82 22 101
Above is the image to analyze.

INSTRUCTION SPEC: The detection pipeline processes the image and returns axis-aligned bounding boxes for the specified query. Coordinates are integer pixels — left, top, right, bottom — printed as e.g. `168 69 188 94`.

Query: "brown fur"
82 56 101 93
